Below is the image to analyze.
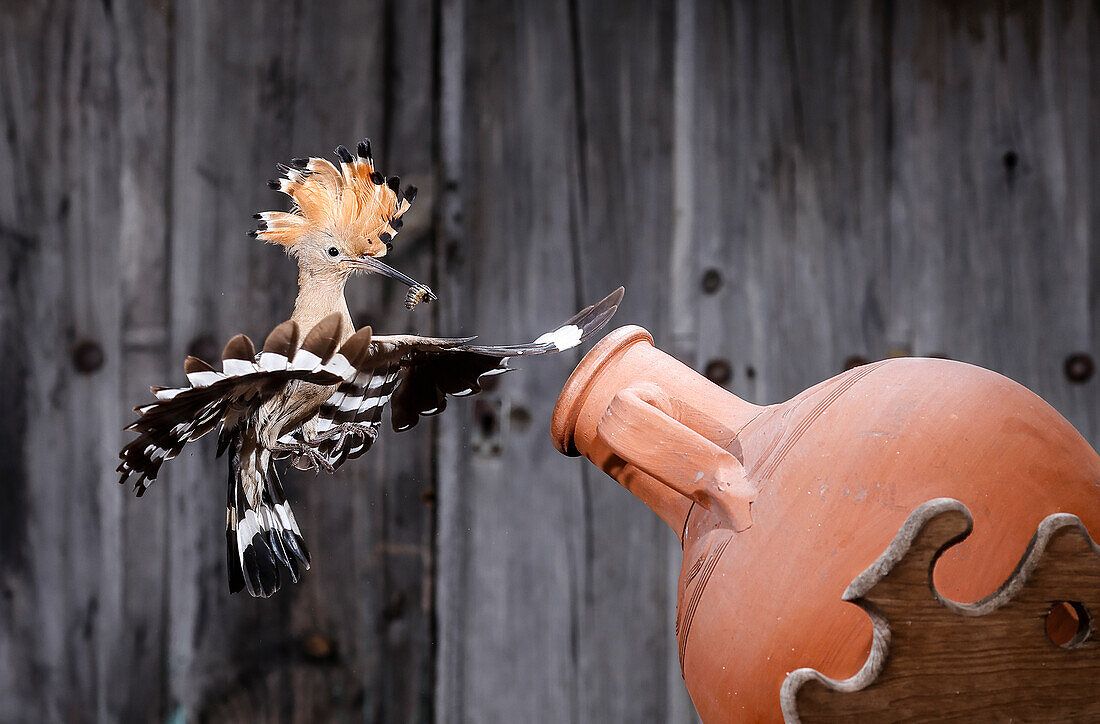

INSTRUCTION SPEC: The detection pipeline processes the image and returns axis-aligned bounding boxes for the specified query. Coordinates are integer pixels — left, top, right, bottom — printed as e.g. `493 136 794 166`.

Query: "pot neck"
552 326 762 537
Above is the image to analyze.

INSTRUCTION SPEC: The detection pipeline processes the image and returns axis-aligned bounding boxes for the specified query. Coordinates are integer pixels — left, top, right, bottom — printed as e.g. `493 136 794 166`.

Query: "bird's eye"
327 247 340 257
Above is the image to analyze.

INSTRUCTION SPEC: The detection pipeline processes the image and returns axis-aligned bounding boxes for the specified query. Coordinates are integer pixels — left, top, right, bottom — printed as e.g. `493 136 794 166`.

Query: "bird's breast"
258 379 338 445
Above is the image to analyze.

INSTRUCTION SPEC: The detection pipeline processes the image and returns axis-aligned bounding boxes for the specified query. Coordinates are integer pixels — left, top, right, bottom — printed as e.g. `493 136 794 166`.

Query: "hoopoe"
118 140 623 598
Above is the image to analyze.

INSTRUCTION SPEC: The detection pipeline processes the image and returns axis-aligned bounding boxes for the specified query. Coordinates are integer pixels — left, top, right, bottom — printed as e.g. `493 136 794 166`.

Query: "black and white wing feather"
117 314 351 495
118 314 379 598
391 287 623 431
118 287 623 597
304 287 625 468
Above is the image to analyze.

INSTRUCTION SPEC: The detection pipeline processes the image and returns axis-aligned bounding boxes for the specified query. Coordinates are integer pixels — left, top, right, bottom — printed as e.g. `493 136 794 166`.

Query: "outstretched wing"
120 287 625 486
305 287 625 469
117 313 366 495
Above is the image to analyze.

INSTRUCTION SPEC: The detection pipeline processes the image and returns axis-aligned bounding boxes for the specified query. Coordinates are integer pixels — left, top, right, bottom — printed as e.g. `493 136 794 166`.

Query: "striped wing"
117 313 363 495
121 287 624 483
280 361 405 470
307 287 625 469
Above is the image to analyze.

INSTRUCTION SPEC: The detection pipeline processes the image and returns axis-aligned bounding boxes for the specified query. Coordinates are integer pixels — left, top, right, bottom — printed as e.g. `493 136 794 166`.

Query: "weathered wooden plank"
435 0 593 720
270 2 390 720
0 8 46 720
569 0 691 721
689 0 892 412
434 0 470 718
284 0 438 720
888 1 1098 443
165 2 305 719
111 0 174 720
0 2 143 719
353 1 438 717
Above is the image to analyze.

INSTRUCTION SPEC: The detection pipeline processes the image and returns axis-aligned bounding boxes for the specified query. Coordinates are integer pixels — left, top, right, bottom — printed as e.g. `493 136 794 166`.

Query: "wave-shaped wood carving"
781 498 1100 722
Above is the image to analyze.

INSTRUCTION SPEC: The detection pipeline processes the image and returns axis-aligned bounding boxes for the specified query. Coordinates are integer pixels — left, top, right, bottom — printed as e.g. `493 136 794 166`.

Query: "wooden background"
1 1 1096 721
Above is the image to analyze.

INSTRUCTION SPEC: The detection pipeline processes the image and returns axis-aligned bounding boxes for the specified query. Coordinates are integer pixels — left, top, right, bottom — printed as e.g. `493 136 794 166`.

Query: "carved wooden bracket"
782 498 1100 722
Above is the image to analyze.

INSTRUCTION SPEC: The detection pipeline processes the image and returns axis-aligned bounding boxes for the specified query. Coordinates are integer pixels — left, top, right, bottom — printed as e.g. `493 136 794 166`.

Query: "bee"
405 283 436 310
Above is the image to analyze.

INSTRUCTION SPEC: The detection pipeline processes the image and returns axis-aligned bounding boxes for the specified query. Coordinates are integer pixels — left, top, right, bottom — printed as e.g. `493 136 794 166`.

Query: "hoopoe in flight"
118 140 623 598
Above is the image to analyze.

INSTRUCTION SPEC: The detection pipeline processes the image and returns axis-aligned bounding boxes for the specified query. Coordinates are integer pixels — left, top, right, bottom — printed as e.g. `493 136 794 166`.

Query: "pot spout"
551 326 764 539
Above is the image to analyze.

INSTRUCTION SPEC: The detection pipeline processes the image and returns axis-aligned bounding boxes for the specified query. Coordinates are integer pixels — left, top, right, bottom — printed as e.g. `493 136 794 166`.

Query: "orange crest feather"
251 140 417 257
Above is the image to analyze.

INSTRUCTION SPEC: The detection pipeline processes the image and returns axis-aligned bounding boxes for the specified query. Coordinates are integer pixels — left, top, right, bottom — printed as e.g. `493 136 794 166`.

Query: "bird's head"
251 140 435 303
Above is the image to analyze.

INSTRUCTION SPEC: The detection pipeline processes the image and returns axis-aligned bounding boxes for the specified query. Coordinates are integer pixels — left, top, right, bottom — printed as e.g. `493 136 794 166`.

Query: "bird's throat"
291 271 354 344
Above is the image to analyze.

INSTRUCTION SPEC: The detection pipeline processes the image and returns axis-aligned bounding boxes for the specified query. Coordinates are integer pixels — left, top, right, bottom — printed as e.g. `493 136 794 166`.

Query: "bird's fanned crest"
252 139 418 258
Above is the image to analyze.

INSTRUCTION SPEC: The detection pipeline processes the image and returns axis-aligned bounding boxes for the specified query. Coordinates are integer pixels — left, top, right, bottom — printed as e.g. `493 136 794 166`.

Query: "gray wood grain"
165 2 302 719
112 1 174 720
282 1 438 720
689 0 892 411
1 2 1098 722
435 0 692 718
570 1 692 721
434 2 470 720
887 1 1098 443
435 2 590 721
0 2 134 719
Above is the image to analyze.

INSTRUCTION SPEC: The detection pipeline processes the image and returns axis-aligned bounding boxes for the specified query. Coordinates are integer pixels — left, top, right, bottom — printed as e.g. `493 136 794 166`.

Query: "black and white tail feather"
118 287 623 597
225 440 311 597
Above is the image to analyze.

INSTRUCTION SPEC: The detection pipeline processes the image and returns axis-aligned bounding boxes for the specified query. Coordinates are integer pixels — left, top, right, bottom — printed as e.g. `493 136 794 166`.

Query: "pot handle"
596 382 754 531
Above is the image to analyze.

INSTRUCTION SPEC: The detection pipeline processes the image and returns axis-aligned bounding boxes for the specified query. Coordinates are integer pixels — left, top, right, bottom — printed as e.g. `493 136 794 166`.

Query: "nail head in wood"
701 268 723 294
382 592 406 621
300 634 335 660
509 405 531 431
420 486 437 506
844 355 869 371
1064 353 1094 384
475 399 499 437
72 339 104 373
445 241 464 268
704 359 732 386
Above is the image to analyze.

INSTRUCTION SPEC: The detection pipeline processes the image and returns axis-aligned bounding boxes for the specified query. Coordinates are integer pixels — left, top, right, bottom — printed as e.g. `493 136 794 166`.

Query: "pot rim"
550 324 654 456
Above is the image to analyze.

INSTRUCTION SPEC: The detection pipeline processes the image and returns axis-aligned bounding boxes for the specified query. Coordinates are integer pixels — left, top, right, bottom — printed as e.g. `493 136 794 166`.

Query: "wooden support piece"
782 497 1100 722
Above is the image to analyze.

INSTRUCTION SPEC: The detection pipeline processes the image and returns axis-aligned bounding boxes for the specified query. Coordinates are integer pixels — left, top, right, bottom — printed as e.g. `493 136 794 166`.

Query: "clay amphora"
551 326 1100 722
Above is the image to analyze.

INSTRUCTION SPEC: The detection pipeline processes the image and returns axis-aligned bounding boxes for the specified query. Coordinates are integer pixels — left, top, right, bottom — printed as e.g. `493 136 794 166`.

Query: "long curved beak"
345 256 437 302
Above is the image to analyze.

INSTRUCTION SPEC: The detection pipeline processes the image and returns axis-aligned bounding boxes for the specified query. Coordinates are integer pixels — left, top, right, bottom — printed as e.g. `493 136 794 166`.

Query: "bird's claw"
312 422 378 454
272 441 334 474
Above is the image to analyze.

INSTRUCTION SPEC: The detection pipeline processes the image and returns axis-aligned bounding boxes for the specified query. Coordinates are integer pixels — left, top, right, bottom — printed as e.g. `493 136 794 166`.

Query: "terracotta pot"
551 326 1100 722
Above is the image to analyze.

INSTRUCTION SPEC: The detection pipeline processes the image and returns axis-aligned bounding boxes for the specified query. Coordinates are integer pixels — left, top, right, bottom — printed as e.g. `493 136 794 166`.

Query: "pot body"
552 326 1100 723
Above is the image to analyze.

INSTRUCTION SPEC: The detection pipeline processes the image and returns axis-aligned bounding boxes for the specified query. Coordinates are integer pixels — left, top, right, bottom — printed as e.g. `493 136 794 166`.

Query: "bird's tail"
225 439 311 597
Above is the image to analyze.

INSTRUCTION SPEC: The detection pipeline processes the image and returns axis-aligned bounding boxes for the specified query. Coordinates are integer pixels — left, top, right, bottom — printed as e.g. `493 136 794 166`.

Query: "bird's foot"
271 441 335 474
300 422 380 461
312 422 378 447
